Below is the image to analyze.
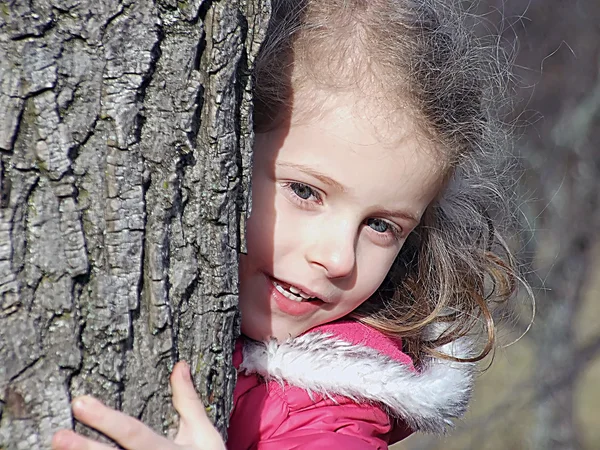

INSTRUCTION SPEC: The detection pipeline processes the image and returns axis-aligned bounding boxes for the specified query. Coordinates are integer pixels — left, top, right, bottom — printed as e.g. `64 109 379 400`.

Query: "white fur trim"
240 332 475 433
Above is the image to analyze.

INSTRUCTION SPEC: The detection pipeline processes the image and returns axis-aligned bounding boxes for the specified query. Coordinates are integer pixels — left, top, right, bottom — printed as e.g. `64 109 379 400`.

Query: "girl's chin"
241 325 268 342
241 319 304 342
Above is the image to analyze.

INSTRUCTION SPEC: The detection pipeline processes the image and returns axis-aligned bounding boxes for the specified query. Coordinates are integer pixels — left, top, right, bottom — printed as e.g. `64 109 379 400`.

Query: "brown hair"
253 0 522 363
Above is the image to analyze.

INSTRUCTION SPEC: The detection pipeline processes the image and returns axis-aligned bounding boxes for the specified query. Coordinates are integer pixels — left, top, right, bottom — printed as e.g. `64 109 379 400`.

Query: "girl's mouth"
271 279 316 302
268 276 325 317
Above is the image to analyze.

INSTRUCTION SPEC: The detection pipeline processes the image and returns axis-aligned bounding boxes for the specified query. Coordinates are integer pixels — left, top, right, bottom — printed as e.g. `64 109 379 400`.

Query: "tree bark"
0 1 269 448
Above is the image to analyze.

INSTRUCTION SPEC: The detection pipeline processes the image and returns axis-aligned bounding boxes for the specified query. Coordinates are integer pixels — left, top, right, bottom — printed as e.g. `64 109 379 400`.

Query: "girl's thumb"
171 361 225 449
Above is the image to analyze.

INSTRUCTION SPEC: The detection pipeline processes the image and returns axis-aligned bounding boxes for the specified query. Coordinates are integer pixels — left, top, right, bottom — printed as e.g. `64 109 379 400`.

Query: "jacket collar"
239 326 476 434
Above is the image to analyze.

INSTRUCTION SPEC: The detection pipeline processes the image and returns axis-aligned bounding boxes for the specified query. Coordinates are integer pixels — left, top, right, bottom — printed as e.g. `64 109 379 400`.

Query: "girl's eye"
365 218 403 243
282 181 322 208
290 182 318 201
366 218 389 233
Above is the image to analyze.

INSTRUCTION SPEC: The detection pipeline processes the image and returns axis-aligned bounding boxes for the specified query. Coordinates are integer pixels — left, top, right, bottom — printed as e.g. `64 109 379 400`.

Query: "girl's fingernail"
72 396 89 413
53 429 79 450
182 362 192 381
52 430 67 448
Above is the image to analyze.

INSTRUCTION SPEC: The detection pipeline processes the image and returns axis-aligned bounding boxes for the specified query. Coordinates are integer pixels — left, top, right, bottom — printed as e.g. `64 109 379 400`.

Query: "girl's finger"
70 396 175 450
171 361 225 449
171 361 212 427
52 429 113 450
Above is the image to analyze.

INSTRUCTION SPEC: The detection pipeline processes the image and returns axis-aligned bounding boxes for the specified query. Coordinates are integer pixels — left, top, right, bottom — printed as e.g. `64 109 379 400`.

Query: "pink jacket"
226 320 474 449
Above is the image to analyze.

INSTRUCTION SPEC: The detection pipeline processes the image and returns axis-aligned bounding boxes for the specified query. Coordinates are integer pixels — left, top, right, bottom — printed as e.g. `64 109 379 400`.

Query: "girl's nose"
305 221 357 279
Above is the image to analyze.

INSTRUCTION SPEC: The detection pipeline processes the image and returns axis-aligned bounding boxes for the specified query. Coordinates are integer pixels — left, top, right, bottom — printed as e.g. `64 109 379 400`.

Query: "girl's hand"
52 362 226 450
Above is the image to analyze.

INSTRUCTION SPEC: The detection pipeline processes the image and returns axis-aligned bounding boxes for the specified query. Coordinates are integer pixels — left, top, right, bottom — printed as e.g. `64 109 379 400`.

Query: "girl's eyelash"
388 225 403 241
282 182 323 205
365 218 403 242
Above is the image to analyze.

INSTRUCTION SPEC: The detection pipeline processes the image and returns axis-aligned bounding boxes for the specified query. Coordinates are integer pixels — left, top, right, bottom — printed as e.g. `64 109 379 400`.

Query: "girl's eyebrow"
276 162 347 192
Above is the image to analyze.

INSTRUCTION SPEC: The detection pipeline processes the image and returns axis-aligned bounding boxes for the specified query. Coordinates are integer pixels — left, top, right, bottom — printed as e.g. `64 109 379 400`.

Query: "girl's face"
239 96 443 341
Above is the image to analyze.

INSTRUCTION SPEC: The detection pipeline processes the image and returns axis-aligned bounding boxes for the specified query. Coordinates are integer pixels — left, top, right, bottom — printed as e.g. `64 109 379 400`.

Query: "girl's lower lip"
268 278 323 316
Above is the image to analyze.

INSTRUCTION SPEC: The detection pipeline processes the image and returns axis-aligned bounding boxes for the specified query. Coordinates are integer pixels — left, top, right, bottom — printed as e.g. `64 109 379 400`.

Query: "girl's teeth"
272 281 314 302
289 285 301 294
273 281 303 302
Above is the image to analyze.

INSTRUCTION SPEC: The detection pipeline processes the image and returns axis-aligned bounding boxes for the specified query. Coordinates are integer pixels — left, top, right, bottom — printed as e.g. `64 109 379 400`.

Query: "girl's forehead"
290 90 436 157
258 94 446 201
266 118 444 219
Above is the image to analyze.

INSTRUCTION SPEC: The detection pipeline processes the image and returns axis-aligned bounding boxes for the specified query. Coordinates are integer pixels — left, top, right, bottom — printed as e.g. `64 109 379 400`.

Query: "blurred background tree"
401 1 600 449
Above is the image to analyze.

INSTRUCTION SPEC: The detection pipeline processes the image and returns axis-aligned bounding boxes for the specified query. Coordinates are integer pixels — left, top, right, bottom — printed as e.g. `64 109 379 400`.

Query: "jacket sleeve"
255 400 393 450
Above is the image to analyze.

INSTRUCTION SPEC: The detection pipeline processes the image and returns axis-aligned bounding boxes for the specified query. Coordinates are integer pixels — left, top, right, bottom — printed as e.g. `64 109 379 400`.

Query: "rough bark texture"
0 1 269 448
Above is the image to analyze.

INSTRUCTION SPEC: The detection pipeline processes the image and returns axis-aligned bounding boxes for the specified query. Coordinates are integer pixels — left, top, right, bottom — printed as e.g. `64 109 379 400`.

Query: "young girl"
53 1 518 449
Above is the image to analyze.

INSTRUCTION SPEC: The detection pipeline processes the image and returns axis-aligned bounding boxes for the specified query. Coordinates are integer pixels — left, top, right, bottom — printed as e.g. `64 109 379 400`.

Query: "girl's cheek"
247 178 276 226
357 236 401 284
271 196 297 240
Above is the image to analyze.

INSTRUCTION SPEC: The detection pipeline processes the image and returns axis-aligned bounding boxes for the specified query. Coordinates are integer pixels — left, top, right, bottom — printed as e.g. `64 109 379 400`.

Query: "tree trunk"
0 1 269 448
